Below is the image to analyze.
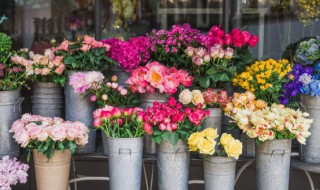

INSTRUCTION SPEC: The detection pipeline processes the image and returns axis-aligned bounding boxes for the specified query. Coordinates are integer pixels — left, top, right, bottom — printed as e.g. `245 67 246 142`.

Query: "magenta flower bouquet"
10 114 89 160
142 97 209 145
0 156 29 189
101 36 151 72
126 61 193 95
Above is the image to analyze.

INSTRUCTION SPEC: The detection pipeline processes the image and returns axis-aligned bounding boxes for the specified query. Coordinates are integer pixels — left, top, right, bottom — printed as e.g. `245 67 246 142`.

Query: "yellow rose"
224 139 243 159
179 89 193 105
189 145 198 152
220 133 234 146
202 128 218 140
198 138 215 155
191 90 205 106
188 132 202 148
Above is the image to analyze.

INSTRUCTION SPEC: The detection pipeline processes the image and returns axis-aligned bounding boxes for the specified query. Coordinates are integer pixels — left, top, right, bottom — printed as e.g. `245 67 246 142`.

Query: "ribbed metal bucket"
65 71 97 154
240 133 255 157
0 90 23 158
101 131 108 155
300 95 320 163
202 108 222 133
107 137 144 190
256 139 291 190
139 92 170 155
33 150 71 190
109 65 131 85
203 156 236 190
157 140 190 190
32 82 64 118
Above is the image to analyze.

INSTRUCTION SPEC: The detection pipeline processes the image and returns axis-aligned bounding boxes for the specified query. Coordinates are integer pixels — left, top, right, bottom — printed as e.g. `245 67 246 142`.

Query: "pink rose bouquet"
126 61 193 94
93 106 145 138
10 114 89 160
0 156 29 189
142 97 209 145
69 72 139 107
12 48 66 86
178 88 231 108
55 35 114 71
101 36 151 72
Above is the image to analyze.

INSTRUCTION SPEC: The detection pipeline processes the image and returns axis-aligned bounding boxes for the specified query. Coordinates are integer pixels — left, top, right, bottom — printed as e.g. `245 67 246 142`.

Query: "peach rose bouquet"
10 114 89 160
12 48 66 86
224 91 313 144
188 128 243 159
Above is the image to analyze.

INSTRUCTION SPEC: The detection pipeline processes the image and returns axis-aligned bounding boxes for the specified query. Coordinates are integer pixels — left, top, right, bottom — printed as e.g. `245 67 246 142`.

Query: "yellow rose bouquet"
233 59 291 105
224 92 313 144
188 128 243 159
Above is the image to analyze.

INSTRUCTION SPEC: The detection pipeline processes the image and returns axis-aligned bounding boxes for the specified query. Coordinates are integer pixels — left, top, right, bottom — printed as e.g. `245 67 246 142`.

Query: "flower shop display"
188 129 242 190
0 156 29 190
179 88 231 135
233 59 292 105
0 33 28 158
126 61 193 154
225 92 313 190
10 114 89 190
12 48 66 117
67 71 104 153
143 97 208 190
101 36 151 84
93 106 145 190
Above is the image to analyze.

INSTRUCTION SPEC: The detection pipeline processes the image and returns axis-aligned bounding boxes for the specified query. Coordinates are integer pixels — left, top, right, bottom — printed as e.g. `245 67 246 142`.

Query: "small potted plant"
188 128 242 190
143 97 208 190
93 106 145 190
10 114 89 190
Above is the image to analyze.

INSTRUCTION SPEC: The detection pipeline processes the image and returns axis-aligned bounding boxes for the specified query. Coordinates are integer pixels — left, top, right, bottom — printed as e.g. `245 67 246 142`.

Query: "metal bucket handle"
119 148 132 161
269 149 288 163
14 97 24 113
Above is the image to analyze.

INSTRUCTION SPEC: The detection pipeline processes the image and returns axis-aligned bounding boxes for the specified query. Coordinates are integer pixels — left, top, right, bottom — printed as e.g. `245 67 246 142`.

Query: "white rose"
179 89 193 105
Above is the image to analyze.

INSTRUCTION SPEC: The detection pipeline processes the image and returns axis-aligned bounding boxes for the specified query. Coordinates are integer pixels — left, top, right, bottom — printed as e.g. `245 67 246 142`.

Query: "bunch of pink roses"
55 35 110 52
142 97 209 145
0 156 29 189
126 61 193 94
10 114 89 159
101 36 151 72
203 89 231 107
93 106 145 138
11 48 66 85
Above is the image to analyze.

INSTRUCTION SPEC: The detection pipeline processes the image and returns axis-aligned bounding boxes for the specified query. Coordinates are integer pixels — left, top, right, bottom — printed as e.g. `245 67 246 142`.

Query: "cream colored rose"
202 128 218 140
220 133 234 146
191 90 205 106
198 138 216 155
224 139 243 159
179 89 193 105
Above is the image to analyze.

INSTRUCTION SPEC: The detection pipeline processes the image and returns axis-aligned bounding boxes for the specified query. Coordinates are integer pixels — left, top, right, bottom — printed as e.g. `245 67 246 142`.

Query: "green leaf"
170 132 179 145
58 141 65 152
153 135 162 144
67 141 77 154
206 68 217 75
162 131 171 142
199 77 210 88
218 73 229 81
153 130 162 136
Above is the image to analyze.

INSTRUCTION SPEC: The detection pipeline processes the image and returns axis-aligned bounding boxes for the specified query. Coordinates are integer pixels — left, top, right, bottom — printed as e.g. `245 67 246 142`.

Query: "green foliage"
0 32 12 54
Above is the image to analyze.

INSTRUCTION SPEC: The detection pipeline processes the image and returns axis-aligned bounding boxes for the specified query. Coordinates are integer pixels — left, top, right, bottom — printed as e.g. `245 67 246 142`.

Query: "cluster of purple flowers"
102 36 151 72
148 23 205 54
279 64 313 104
0 156 29 189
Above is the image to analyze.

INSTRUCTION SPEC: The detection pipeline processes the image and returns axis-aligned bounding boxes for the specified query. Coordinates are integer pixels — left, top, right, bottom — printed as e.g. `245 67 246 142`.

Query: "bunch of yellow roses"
188 128 243 159
232 59 291 104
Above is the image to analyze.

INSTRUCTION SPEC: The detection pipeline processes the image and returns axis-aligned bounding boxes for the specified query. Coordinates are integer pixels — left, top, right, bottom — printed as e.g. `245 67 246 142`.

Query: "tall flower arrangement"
142 97 209 145
55 35 114 71
126 61 193 94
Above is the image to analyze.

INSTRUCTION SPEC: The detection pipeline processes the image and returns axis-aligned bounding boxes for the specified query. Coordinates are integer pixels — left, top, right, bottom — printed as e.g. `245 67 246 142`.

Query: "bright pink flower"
167 97 177 107
249 35 259 47
241 31 251 44
93 118 102 128
123 108 134 116
83 35 95 45
112 107 122 118
224 34 232 45
80 44 91 52
143 123 153 135
90 95 97 102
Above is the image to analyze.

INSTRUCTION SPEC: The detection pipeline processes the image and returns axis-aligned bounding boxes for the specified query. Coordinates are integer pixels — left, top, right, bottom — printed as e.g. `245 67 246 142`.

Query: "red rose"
248 35 259 47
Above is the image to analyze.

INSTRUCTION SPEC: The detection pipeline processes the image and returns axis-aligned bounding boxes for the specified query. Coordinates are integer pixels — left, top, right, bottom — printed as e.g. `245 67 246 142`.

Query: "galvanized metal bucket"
203 156 236 190
109 65 131 85
101 131 108 155
107 137 144 190
202 108 223 133
65 71 97 154
157 140 190 190
240 133 256 157
139 92 170 155
0 90 23 158
300 95 320 163
32 82 64 118
256 139 292 190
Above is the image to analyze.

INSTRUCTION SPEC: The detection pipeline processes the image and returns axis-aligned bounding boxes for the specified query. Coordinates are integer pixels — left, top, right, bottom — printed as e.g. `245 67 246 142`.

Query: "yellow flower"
224 139 243 159
265 83 272 88
289 74 294 80
260 86 266 90
198 138 216 155
254 99 268 109
220 133 234 146
202 128 218 140
188 132 202 151
191 90 205 106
